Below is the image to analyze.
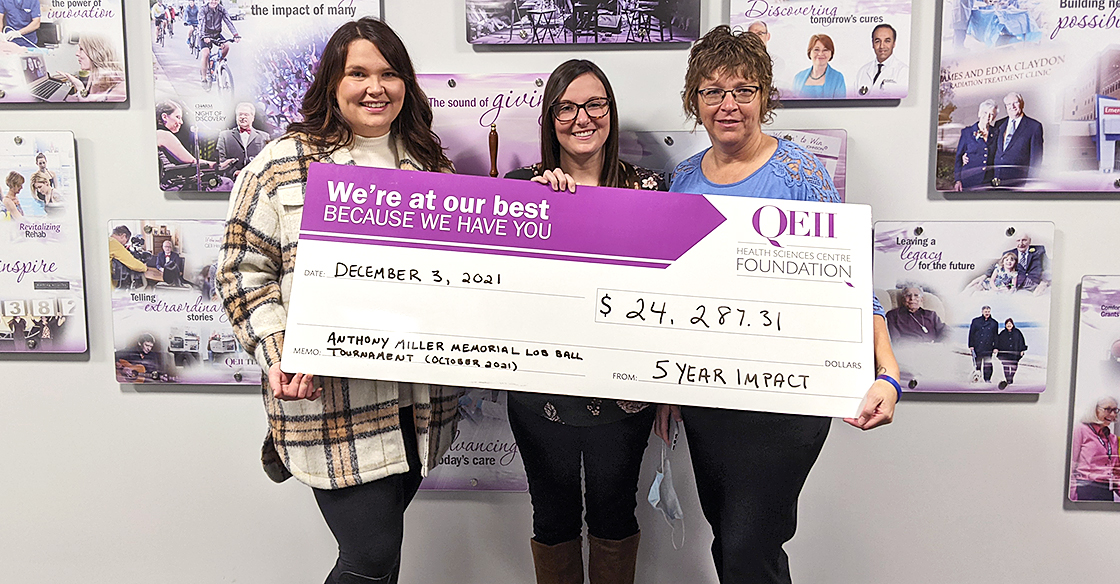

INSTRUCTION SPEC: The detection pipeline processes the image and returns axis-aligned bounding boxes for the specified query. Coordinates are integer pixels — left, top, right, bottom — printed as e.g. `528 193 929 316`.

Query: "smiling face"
1005 321 1014 331
335 39 405 138
76 44 91 70
553 72 611 167
872 27 895 63
36 156 46 171
235 105 254 132
747 22 769 44
1100 400 1119 423
978 106 996 128
1004 96 1023 118
162 240 173 254
1015 235 1031 251
697 70 763 154
810 41 831 67
1002 255 1017 270
162 106 183 133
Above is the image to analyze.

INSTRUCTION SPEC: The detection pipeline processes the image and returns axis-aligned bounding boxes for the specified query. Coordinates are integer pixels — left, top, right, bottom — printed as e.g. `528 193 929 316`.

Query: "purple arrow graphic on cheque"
299 163 726 268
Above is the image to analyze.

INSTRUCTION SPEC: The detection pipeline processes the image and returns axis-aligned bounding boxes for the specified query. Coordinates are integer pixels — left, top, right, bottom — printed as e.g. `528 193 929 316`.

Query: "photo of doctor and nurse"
741 16 909 100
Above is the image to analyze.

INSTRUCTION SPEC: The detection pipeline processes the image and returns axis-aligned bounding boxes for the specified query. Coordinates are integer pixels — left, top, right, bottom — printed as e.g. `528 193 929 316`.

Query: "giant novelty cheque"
281 165 876 418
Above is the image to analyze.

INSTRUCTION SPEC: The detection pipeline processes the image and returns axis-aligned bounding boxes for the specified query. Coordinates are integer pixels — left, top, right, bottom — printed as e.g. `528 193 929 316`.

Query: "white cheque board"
281 164 875 418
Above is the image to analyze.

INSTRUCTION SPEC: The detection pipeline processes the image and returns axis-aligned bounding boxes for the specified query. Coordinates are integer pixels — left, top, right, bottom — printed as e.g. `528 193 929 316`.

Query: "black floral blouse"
504 160 666 426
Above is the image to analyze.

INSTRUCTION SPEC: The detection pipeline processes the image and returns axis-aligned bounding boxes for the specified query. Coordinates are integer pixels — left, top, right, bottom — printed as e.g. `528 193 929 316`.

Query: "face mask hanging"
647 422 685 549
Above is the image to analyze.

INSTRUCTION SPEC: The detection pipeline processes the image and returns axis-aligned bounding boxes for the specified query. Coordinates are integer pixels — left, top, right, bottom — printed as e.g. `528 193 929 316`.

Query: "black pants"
507 398 655 545
973 353 993 381
999 358 1020 383
313 407 422 584
1076 481 1113 502
681 407 830 584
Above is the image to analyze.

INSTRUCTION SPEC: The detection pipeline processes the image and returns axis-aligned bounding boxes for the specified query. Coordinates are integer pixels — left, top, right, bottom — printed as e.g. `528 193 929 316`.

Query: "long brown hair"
285 18 451 171
540 59 625 188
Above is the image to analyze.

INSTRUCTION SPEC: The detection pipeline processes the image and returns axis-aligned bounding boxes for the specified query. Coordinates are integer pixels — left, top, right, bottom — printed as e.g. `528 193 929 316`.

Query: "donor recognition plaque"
281 165 876 418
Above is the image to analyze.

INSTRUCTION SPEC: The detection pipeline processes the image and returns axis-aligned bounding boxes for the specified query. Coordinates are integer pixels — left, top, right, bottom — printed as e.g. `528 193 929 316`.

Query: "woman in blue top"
656 25 900 584
791 34 846 98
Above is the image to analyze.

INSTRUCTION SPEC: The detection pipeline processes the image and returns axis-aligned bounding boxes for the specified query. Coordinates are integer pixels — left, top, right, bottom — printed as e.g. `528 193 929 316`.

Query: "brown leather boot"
587 532 640 584
530 537 584 584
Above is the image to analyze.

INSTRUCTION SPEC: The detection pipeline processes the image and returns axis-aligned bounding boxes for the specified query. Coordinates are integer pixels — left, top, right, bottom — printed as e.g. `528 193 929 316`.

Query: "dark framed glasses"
551 97 611 122
697 86 762 106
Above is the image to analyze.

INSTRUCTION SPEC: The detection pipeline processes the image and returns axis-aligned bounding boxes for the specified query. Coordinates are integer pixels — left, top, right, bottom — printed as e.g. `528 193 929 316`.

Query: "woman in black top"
995 318 1027 388
504 59 665 584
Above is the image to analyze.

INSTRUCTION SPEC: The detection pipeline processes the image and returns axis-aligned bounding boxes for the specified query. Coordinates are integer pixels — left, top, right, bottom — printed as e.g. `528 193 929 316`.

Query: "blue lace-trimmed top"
669 139 840 203
670 139 885 317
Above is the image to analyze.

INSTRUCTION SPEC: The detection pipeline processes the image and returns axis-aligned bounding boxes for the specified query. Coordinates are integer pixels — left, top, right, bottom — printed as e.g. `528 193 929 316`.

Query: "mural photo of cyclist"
150 0 382 193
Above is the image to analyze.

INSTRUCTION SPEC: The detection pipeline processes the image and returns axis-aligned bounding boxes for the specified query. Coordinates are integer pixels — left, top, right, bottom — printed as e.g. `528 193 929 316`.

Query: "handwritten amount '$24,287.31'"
597 292 780 332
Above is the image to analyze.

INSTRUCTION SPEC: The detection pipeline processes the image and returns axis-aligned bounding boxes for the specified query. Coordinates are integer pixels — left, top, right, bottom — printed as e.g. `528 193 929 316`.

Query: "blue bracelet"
876 374 903 402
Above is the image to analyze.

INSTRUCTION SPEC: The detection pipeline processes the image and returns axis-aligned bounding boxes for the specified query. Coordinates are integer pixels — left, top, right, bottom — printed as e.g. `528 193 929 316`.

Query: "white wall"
3 1 1117 582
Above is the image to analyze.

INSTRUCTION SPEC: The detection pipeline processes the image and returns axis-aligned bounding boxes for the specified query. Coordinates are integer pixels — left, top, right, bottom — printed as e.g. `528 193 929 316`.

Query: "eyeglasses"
552 97 611 122
1102 407 1120 414
697 86 762 106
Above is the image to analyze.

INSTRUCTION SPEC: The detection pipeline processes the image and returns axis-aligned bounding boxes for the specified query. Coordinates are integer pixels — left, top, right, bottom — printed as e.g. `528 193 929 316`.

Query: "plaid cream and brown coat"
217 134 460 490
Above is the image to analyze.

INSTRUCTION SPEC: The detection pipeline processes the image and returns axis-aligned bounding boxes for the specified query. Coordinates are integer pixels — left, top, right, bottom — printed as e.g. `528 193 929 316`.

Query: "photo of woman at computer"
0 1 126 104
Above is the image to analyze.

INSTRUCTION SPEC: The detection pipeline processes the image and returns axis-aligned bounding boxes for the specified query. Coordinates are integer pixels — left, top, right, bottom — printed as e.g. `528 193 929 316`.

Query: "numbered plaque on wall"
0 131 87 353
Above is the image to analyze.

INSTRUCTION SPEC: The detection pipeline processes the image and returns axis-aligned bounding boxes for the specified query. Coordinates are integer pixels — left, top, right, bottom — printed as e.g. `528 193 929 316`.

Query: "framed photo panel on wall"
108 219 261 385
873 221 1053 393
151 0 380 193
0 0 128 105
1069 275 1120 503
936 0 1120 193
418 73 547 178
730 0 912 101
466 0 700 45
0 131 87 353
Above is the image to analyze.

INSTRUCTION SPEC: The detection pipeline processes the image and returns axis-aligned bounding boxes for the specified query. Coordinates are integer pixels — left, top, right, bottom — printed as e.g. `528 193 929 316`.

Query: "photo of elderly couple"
874 222 1052 393
938 0 1120 192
